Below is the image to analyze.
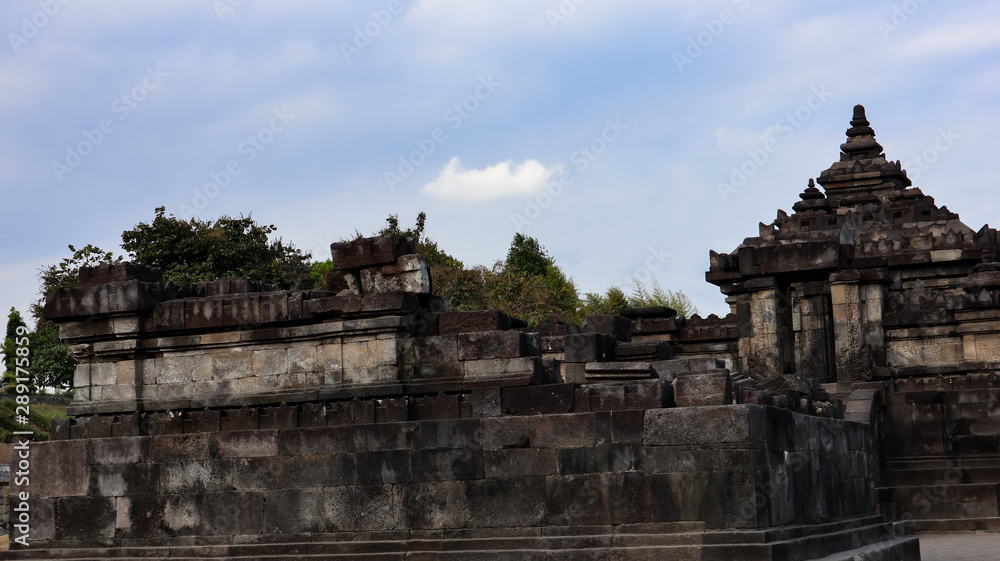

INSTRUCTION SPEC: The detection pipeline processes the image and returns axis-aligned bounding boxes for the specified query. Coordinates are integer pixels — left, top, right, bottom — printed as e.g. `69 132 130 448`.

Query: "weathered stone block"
625 380 672 410
485 448 558 478
402 334 458 364
29 440 91 497
674 370 733 407
213 351 252 381
465 477 547 528
325 484 400 531
588 384 626 411
418 419 480 449
564 333 613 363
439 310 512 334
234 454 355 490
582 314 632 342
152 433 211 463
90 463 159 496
502 383 575 416
530 413 603 448
471 388 502 418
465 356 543 384
352 422 417 452
55 496 116 540
344 365 399 384
318 342 343 385
280 418 354 452
457 330 538 360
209 430 279 458
400 481 466 529
356 450 411 485
481 416 530 449
410 447 484 481
557 443 635 475
253 348 288 376
412 393 461 420
330 235 415 270
343 337 399 369
644 405 765 446
584 361 653 380
360 259 431 294
159 459 234 493
89 436 150 465
263 488 326 534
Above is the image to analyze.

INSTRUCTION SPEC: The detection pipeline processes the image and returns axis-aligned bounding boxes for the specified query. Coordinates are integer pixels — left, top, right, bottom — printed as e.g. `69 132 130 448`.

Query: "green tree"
578 280 699 319
627 278 699 318
506 233 549 277
491 234 579 327
379 212 464 269
27 323 75 391
121 207 312 289
2 308 34 394
578 286 630 317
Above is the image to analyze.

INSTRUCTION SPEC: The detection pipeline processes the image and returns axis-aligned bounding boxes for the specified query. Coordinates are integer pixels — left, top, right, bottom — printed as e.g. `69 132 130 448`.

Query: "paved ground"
917 532 1000 561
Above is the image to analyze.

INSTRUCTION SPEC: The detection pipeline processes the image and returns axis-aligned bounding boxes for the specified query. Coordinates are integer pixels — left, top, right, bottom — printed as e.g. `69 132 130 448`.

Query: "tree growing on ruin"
579 279 699 319
121 207 313 289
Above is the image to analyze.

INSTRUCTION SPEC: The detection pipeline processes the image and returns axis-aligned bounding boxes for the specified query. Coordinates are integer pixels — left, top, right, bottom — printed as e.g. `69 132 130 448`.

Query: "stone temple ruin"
4 105 999 560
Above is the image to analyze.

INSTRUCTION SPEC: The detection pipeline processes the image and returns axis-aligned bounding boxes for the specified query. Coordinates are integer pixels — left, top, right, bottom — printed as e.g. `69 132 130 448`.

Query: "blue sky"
1 0 998 324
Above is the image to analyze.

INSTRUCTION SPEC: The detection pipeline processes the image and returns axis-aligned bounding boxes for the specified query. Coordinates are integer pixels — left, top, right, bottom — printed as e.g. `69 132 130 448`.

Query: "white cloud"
420 157 559 203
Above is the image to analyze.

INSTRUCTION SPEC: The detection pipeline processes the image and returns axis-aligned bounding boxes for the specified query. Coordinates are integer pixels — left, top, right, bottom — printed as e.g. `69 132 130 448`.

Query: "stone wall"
14 404 876 549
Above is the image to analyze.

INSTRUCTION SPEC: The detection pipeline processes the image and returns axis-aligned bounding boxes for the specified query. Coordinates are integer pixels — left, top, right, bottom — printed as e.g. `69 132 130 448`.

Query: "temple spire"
816 104 910 199
839 104 883 160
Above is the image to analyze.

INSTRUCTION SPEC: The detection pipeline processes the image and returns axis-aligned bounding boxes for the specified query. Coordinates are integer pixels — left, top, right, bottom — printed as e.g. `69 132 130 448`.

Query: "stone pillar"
737 277 794 380
830 270 887 383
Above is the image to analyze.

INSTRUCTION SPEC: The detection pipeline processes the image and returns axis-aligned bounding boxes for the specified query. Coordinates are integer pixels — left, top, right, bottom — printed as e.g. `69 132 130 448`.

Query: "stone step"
890 482 999 504
882 466 1000 485
897 500 1000 520
907 516 1000 532
884 454 1000 470
801 536 920 561
0 517 902 561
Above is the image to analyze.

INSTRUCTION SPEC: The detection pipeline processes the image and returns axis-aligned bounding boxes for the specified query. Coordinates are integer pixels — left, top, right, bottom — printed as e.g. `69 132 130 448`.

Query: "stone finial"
840 104 882 159
847 104 873 135
799 178 824 200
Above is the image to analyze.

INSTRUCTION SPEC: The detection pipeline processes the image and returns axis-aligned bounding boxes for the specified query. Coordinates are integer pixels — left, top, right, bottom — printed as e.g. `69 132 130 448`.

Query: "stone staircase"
875 377 1000 532
879 454 1000 532
1 516 917 561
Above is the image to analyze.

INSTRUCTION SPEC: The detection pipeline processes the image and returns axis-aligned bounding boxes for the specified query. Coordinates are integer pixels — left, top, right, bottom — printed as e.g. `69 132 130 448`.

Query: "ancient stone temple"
5 105 997 560
706 105 1000 530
